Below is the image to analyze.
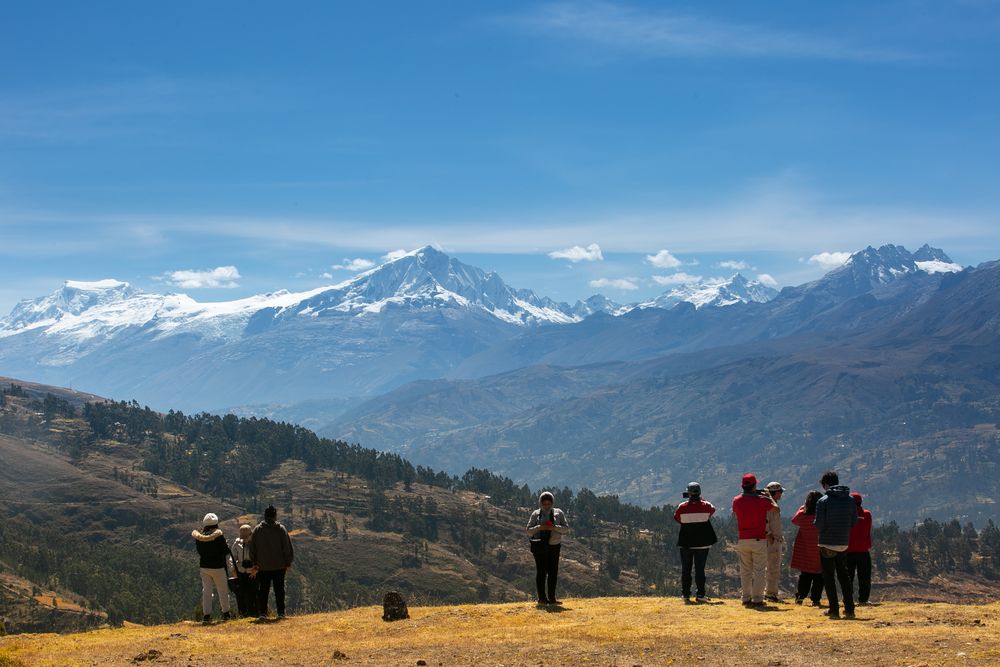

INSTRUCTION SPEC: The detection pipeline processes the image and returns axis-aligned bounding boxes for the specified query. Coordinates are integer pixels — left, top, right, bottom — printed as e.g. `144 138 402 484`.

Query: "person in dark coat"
790 490 824 606
673 482 717 603
846 492 874 605
526 491 569 605
192 512 233 624
814 471 858 619
250 505 294 619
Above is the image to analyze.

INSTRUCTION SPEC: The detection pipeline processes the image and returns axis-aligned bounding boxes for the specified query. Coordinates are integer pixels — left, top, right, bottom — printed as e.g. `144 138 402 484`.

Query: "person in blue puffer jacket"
814 471 858 620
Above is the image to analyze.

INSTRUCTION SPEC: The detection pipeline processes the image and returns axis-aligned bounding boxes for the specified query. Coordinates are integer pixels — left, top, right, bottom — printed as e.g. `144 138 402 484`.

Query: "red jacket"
847 508 873 552
732 492 774 540
790 507 821 574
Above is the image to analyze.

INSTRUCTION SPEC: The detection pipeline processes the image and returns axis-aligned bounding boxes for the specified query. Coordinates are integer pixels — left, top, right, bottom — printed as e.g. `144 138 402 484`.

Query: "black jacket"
250 520 294 571
192 529 231 569
815 486 858 547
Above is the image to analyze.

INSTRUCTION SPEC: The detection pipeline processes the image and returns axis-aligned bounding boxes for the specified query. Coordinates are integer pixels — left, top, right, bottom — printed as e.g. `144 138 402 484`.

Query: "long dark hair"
804 490 823 515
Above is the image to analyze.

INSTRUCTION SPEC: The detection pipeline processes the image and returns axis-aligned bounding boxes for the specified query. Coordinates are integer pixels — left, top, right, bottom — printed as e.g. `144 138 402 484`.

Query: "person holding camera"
673 482 717 603
526 491 569 605
191 512 233 624
732 473 778 607
764 481 786 602
250 505 294 619
815 470 858 620
231 524 258 617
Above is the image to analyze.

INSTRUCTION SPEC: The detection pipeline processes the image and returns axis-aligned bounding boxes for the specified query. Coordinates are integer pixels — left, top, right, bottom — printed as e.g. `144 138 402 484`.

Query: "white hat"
202 512 219 528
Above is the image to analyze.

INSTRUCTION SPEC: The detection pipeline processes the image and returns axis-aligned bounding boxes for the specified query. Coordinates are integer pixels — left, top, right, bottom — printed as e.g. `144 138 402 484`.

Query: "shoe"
810 599 822 607
751 601 767 608
857 601 870 606
537 599 548 605
695 596 709 603
742 600 752 607
547 600 560 606
221 612 232 621
683 595 691 604
824 609 840 619
765 595 781 603
277 613 286 620
202 615 212 625
257 614 268 621
844 610 856 619
794 597 804 605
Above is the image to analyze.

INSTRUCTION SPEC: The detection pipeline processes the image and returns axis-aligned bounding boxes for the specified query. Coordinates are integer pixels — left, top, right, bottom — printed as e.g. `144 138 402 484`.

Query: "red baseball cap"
741 473 757 487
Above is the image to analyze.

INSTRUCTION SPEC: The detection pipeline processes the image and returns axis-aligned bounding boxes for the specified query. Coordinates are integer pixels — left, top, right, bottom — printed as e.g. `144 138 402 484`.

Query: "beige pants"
737 539 768 603
766 542 784 597
200 567 231 615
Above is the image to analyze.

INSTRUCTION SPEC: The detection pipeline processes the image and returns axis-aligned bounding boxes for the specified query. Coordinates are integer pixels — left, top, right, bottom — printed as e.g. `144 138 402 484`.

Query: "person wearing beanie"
250 505 294 619
231 523 258 617
191 512 233 624
846 492 874 605
731 473 778 607
526 491 570 605
814 470 858 620
790 490 825 606
764 481 786 602
673 482 717 603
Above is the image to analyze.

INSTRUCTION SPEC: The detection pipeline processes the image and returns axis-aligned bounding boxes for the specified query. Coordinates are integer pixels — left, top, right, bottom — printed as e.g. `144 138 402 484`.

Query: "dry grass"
2 597 998 666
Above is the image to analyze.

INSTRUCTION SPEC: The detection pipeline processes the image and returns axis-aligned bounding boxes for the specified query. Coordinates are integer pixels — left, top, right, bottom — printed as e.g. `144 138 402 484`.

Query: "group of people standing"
671 470 873 619
191 505 295 624
524 473 872 614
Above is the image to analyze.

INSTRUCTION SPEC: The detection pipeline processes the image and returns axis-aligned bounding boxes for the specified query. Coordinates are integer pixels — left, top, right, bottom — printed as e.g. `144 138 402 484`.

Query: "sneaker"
751 601 767 608
202 615 212 625
810 599 822 607
794 597 804 605
546 600 560 606
683 595 692 604
765 595 782 603
277 613 286 620
742 600 752 607
221 612 232 621
695 596 709 604
824 609 840 619
844 610 856 619
537 599 548 605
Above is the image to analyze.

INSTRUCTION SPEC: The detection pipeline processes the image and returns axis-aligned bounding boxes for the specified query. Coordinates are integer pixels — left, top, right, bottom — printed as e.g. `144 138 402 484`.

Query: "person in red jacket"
846 492 873 605
790 490 824 606
732 473 778 607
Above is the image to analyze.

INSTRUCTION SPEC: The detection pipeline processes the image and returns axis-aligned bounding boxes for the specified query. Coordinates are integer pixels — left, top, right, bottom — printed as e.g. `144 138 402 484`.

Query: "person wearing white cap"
764 481 786 602
192 512 233 624
231 524 258 617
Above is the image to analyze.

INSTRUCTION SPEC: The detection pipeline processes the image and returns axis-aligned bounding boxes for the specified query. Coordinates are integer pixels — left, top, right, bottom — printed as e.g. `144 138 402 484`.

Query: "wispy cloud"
162 266 241 289
332 258 376 272
589 277 638 290
549 243 604 262
719 260 751 271
806 251 852 270
503 1 914 63
645 250 683 269
651 272 702 286
382 249 410 262
756 273 779 287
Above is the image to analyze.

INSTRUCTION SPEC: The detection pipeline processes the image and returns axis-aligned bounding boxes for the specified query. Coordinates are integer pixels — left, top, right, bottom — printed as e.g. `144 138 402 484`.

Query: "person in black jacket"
673 482 718 603
191 512 233 624
250 505 294 619
814 471 858 620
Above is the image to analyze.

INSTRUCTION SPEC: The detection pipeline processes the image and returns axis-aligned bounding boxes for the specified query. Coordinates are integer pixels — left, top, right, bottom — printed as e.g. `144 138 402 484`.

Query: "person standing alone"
250 505 294 619
673 482 717 603
526 491 569 605
846 492 873 606
732 474 778 607
814 471 858 619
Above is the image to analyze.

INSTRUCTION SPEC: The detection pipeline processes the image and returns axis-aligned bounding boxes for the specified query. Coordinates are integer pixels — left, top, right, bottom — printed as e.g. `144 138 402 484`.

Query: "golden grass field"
1 597 998 667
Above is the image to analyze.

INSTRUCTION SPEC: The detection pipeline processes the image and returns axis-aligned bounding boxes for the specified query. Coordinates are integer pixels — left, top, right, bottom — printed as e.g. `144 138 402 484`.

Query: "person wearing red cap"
846 492 873 605
731 473 778 607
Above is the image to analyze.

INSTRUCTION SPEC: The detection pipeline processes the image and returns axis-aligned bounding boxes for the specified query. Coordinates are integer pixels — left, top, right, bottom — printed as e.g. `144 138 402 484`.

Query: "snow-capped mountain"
634 274 779 311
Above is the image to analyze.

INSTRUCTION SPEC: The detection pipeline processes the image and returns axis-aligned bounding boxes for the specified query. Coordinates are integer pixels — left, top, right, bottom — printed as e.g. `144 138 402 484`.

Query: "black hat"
686 482 701 497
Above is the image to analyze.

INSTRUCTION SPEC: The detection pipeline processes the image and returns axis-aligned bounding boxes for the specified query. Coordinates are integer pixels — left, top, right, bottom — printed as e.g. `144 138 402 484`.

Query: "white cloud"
165 266 241 289
549 243 603 262
756 273 779 288
719 260 751 270
332 257 376 272
505 2 912 63
320 272 334 279
651 272 703 286
589 277 639 290
645 249 683 269
382 249 410 262
807 251 852 270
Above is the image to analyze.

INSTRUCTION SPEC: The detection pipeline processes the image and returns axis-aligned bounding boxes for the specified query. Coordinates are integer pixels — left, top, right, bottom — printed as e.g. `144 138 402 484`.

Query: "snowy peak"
3 279 137 332
826 244 960 292
636 274 778 311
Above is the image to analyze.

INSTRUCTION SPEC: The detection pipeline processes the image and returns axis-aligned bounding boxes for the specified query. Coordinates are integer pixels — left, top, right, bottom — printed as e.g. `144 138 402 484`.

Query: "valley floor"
3 597 999 666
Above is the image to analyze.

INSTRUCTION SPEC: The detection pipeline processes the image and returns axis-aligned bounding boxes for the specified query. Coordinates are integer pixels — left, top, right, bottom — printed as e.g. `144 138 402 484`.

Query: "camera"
682 492 691 498
242 559 253 569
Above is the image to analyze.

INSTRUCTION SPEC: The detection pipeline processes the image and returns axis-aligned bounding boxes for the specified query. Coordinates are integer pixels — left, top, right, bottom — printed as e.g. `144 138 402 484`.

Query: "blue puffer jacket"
814 486 858 547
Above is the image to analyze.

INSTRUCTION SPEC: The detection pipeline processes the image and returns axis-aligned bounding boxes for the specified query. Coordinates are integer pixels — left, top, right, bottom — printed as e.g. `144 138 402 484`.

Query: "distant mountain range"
0 245 782 412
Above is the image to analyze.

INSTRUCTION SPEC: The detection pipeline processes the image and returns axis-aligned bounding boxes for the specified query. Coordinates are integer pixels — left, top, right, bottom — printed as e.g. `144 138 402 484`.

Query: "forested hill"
1 381 1000 634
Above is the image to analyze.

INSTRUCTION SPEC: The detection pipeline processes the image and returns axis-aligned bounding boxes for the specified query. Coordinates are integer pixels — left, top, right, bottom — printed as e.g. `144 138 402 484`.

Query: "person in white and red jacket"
673 482 718 603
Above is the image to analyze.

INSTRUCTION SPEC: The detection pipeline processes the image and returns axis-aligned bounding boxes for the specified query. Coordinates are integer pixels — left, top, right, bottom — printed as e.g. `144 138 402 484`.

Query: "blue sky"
1 1 998 310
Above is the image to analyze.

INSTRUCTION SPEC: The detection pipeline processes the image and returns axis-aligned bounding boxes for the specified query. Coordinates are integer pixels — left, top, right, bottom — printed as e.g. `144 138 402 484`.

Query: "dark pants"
679 548 709 598
257 569 286 616
236 572 258 617
532 544 561 602
820 548 854 615
846 551 872 603
795 572 824 603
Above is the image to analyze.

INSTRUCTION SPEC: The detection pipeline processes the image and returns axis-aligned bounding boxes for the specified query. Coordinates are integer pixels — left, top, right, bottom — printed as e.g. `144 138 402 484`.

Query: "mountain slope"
634 273 778 310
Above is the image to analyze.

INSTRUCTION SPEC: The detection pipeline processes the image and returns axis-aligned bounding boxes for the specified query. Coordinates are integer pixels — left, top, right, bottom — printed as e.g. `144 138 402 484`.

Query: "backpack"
382 591 409 622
